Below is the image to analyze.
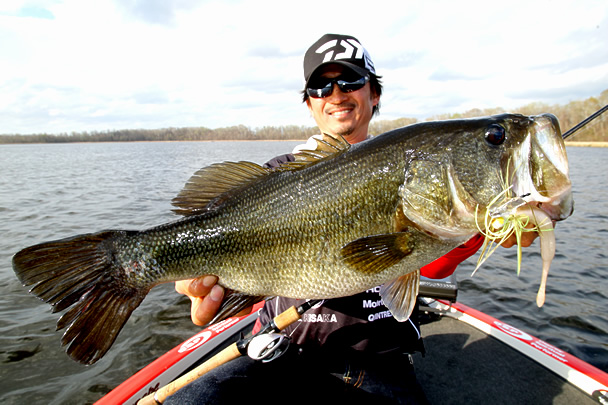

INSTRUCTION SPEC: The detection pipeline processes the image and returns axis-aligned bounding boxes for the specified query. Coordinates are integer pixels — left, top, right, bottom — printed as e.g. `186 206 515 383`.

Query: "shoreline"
565 141 608 148
2 140 608 146
0 139 308 145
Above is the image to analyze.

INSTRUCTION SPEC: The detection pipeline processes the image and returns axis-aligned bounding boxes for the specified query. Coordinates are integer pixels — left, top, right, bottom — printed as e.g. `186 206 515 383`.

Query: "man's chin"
327 123 355 137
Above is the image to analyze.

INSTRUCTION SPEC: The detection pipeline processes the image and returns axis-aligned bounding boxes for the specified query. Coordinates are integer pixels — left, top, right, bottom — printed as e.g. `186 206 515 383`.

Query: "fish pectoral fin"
341 232 414 275
172 161 271 216
380 269 420 321
208 290 268 325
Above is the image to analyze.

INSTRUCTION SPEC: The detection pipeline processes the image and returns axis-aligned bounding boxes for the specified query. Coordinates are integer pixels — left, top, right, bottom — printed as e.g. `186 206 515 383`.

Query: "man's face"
306 64 379 144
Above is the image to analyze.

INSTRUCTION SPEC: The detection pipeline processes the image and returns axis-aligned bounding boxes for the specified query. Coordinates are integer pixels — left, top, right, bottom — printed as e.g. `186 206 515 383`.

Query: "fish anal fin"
380 269 420 321
208 290 267 325
341 232 414 275
172 161 270 216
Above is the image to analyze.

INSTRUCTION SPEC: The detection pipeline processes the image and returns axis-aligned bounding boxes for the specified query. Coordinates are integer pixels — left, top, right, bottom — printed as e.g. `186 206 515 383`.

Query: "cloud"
0 1 57 19
114 0 203 26
1 0 607 134
531 19 608 75
131 88 171 105
506 72 608 104
428 68 489 82
16 6 54 19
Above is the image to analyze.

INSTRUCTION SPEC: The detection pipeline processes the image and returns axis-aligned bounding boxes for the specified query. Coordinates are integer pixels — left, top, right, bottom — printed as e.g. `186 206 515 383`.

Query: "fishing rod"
138 299 322 405
562 103 608 140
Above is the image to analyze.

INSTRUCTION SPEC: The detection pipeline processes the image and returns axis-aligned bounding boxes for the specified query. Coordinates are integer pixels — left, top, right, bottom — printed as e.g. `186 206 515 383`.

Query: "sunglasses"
306 74 369 99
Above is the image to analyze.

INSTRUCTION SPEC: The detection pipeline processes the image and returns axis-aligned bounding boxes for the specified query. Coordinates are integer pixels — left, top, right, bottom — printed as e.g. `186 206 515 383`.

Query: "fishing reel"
247 332 290 363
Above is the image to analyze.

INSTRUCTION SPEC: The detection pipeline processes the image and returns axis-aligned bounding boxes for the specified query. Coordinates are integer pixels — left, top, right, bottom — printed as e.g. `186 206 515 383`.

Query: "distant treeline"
427 89 608 143
0 125 320 144
1 90 606 144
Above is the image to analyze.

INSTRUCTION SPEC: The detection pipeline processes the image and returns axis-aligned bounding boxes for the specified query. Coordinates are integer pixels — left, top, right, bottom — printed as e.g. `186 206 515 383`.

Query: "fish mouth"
510 113 574 222
477 113 574 307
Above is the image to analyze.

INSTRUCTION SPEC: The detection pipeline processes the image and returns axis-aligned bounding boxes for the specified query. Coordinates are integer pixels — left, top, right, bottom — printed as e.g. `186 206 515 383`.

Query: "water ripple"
1 143 606 403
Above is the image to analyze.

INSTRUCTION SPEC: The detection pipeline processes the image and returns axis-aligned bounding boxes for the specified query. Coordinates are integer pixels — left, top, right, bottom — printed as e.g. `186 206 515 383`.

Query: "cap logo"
316 39 364 63
313 38 375 75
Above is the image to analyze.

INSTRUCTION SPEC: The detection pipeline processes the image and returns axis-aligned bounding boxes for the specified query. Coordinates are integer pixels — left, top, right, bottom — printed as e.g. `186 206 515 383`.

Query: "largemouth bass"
12 113 573 364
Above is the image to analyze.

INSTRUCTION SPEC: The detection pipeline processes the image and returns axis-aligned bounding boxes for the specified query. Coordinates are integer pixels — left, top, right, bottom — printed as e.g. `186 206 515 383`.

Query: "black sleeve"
263 153 295 169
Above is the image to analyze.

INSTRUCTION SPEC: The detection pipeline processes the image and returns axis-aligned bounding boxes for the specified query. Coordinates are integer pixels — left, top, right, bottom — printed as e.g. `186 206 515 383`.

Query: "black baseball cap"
303 34 377 89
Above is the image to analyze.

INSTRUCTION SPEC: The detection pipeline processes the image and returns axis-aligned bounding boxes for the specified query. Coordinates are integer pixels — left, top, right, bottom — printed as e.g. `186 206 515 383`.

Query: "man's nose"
325 83 349 102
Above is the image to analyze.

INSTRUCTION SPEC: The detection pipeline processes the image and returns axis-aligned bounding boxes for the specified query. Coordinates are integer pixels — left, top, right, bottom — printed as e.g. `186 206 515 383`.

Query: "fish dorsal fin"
340 232 415 275
172 134 349 216
172 161 270 216
380 269 420 321
283 133 351 169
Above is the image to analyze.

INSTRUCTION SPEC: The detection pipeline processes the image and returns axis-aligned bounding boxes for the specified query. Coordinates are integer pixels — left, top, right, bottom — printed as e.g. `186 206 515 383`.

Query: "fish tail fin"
12 231 149 365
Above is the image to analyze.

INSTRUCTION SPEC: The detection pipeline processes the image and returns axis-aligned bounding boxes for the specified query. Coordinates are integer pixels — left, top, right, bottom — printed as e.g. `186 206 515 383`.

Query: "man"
170 34 538 404
175 33 383 327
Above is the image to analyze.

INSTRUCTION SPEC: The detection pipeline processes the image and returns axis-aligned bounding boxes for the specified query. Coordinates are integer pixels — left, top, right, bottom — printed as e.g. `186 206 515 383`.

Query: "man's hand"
175 276 224 326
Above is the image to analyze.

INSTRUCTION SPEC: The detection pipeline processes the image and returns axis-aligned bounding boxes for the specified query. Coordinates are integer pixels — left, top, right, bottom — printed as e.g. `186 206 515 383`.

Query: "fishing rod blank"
562 103 608 140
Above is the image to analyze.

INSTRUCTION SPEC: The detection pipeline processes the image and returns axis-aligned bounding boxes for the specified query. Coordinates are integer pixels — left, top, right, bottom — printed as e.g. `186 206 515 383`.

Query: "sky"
1 0 607 135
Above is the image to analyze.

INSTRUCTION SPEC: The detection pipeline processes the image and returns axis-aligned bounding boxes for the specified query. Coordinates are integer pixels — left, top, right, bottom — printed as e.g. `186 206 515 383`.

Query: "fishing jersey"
255 138 484 356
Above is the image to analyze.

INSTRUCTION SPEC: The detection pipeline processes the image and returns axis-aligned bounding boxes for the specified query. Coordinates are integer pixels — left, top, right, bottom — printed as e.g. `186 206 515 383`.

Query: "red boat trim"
99 299 608 404
96 302 264 405
435 300 608 401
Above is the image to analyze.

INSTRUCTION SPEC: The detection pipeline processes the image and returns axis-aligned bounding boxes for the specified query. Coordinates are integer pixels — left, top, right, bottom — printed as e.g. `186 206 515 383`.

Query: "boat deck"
413 312 596 404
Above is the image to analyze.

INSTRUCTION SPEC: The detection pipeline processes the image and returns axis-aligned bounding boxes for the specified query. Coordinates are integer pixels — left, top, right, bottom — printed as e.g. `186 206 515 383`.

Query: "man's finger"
191 284 224 326
176 276 218 297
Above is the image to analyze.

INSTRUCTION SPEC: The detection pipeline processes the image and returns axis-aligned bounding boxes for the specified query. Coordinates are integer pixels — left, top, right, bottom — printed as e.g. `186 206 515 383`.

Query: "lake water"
0 141 606 404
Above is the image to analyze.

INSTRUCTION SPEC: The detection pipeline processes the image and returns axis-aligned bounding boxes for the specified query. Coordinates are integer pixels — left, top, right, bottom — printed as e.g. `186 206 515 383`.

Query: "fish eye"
485 124 506 146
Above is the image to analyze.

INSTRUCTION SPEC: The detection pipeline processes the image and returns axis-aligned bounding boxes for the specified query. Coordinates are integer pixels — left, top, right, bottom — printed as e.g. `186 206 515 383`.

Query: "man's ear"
371 89 380 107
